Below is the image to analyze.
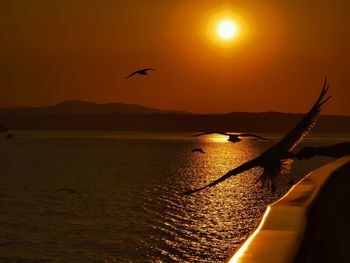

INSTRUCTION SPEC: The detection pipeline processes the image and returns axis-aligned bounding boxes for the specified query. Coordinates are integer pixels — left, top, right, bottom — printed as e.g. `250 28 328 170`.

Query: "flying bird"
52 188 86 204
193 131 272 143
192 148 205 154
184 79 331 195
126 68 156 79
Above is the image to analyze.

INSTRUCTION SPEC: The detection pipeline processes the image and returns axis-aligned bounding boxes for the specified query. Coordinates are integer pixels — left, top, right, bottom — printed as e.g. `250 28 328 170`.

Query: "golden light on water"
208 134 229 143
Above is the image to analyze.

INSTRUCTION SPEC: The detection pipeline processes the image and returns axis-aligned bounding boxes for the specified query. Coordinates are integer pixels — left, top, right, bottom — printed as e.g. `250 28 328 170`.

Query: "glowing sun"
217 20 238 40
206 10 248 48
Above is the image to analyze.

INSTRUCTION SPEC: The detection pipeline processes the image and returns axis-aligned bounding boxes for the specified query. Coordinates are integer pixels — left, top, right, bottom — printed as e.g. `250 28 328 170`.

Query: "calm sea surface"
0 131 349 262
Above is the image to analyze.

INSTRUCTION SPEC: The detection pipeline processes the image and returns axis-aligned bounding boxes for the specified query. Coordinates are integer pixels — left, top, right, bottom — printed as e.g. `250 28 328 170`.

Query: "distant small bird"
126 68 156 79
52 188 86 204
184 79 331 195
6 133 13 139
193 131 272 143
192 148 205 154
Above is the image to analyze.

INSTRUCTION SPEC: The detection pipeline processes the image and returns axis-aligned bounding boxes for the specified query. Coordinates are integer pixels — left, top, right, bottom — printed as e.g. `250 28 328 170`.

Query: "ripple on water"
0 132 338 262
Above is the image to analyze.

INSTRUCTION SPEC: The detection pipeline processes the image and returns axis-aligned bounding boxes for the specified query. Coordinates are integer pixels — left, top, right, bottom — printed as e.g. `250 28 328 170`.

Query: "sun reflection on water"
138 131 336 261
135 132 299 262
206 134 229 143
172 136 289 261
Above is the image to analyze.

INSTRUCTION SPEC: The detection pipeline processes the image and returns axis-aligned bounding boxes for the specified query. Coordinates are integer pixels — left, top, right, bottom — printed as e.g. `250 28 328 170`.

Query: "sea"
0 131 349 263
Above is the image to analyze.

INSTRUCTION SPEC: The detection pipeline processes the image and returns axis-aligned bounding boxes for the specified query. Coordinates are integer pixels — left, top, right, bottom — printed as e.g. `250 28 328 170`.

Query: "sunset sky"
1 0 350 114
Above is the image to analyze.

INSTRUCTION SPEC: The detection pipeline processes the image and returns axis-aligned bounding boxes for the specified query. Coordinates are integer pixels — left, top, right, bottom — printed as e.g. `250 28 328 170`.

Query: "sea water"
0 131 348 262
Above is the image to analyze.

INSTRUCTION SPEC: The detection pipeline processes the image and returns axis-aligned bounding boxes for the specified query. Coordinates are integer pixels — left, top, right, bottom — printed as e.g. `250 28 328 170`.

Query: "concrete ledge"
227 156 350 263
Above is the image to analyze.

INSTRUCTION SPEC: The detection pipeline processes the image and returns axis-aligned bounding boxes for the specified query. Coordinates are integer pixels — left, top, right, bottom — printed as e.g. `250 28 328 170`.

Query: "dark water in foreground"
0 131 349 262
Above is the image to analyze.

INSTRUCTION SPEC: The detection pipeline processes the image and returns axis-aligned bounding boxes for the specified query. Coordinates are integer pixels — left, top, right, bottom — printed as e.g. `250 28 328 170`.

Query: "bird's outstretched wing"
193 131 230 137
126 68 156 78
183 160 257 195
126 71 137 79
238 133 272 141
274 78 331 153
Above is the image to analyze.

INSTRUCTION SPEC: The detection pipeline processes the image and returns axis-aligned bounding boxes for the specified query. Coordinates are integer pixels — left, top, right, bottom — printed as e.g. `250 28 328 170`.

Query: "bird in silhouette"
126 68 156 78
192 148 205 154
193 131 272 143
184 79 331 195
52 188 86 204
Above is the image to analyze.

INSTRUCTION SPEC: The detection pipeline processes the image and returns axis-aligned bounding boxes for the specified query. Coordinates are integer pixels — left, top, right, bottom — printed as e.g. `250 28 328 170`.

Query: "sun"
217 20 238 40
206 11 246 48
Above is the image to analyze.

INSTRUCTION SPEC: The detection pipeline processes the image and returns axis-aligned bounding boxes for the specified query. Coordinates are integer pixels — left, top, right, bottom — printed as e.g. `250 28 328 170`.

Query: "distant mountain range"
0 100 189 115
0 100 349 133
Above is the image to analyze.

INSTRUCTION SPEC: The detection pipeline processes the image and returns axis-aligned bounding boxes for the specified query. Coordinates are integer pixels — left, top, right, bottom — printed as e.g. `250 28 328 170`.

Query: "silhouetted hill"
0 100 189 115
0 110 350 134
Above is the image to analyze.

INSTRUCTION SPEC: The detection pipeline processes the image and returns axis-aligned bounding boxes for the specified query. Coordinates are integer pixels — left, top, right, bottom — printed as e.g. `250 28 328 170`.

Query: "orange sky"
0 0 350 114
